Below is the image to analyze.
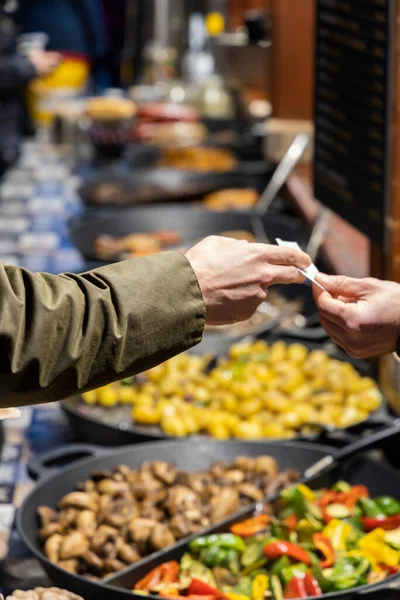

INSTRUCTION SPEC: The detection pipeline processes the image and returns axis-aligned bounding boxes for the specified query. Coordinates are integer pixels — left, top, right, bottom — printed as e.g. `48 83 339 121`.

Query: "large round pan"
69 205 306 261
61 334 392 448
17 433 400 600
78 159 273 207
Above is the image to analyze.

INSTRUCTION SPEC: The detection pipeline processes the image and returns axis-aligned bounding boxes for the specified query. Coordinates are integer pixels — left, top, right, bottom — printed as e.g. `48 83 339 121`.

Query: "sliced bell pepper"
283 515 298 533
360 514 400 532
231 515 270 537
225 594 251 600
358 528 399 568
190 534 246 554
251 573 269 600
303 572 322 597
264 541 312 566
158 588 183 599
378 563 399 575
135 561 180 591
322 519 352 551
358 498 385 519
283 576 308 599
296 484 315 502
343 485 369 509
188 578 227 600
376 496 400 517
312 533 335 568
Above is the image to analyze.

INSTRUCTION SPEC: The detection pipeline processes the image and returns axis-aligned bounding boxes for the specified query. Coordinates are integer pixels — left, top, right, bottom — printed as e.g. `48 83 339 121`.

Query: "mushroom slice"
76 510 97 538
60 531 89 560
254 456 278 478
90 469 113 483
81 550 104 574
104 558 127 573
150 524 176 551
221 470 245 485
90 525 118 555
118 543 141 564
104 498 138 528
152 461 178 485
58 508 78 530
234 456 256 472
97 479 129 496
58 492 97 512
39 523 62 542
238 483 264 502
37 506 57 528
44 533 63 564
58 560 79 574
211 488 239 523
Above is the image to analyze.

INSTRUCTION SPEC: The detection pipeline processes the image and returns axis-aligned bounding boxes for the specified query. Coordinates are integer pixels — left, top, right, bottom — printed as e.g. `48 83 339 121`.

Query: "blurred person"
0 1 59 174
19 0 106 78
313 274 400 358
0 236 311 407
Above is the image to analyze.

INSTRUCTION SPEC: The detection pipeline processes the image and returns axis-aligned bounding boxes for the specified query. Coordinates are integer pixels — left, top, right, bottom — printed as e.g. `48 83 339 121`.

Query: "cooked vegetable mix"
82 341 382 439
134 483 400 599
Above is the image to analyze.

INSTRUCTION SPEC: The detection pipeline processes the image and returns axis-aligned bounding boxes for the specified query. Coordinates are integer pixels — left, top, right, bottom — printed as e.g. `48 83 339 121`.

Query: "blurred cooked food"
94 231 181 260
82 341 382 439
137 102 199 123
218 231 256 242
204 189 259 210
38 456 298 579
159 147 237 172
135 122 207 147
85 97 136 122
5 589 83 600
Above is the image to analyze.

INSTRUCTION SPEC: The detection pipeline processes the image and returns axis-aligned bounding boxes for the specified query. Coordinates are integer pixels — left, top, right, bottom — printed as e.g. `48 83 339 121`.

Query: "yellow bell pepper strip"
322 520 352 551
347 550 381 573
226 594 251 600
358 528 400 568
296 484 315 502
312 533 335 568
251 574 269 600
231 515 270 538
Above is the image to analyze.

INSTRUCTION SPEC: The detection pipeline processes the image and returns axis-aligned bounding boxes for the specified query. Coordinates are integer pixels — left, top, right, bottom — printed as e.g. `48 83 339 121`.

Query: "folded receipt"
276 238 326 291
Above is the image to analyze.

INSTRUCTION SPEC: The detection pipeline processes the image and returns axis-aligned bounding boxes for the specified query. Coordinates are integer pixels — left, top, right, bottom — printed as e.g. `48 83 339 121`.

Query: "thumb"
315 274 361 298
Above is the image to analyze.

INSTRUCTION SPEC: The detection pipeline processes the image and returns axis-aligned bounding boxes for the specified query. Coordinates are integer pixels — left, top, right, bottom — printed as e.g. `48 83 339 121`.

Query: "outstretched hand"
313 274 400 358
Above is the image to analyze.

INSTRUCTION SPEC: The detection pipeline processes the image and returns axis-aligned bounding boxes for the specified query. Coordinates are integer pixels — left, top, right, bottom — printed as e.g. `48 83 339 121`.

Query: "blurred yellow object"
26 56 89 125
82 341 382 441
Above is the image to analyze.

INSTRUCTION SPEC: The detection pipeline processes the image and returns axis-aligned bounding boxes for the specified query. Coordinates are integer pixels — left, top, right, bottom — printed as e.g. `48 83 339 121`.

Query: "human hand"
185 236 311 326
28 51 61 77
313 274 400 358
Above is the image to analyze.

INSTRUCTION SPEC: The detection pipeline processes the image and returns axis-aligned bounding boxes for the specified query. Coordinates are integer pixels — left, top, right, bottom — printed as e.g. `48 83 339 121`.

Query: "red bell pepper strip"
264 541 312 566
284 576 308 599
283 515 298 533
319 491 338 510
360 514 400 532
304 572 323 597
135 561 180 591
312 533 335 568
188 579 227 599
344 485 369 508
378 564 400 575
231 515 270 537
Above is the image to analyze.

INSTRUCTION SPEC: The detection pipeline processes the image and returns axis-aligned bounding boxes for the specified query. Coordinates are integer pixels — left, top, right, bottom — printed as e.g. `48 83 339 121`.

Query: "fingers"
252 244 312 270
315 274 362 298
313 288 356 328
266 265 306 286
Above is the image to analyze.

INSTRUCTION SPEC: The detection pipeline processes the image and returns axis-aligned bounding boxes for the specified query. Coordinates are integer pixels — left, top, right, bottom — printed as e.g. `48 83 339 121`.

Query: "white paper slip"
275 238 326 290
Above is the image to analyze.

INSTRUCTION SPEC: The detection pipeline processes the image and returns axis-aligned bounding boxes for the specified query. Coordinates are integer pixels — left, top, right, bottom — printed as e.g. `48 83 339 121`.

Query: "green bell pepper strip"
281 563 308 585
270 556 291 581
311 567 333 594
281 487 308 519
332 482 352 493
357 498 385 519
189 534 247 555
376 496 400 517
326 557 370 584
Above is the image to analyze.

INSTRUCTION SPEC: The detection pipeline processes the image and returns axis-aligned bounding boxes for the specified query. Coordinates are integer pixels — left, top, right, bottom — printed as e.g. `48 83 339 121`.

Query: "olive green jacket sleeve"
0 252 205 408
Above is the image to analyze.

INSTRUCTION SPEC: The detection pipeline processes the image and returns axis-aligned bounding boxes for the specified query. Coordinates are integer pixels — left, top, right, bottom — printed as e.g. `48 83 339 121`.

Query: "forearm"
0 252 205 407
0 56 36 91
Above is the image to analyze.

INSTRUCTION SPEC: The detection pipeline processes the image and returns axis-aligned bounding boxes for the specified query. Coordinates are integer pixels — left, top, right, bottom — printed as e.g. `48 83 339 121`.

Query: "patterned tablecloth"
0 404 73 595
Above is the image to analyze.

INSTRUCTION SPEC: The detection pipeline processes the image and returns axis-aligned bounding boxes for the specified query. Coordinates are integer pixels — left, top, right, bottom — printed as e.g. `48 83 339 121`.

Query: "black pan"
60 333 392 448
78 160 273 207
69 205 305 261
17 429 400 600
